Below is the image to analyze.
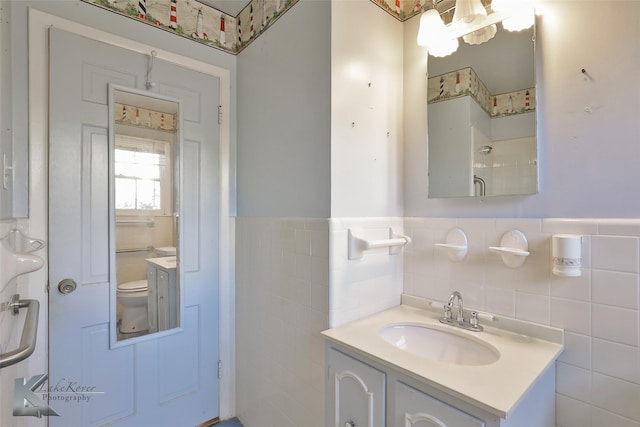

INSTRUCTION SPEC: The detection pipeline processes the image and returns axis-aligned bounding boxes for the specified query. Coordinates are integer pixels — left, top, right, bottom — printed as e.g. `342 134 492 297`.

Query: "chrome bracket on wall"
0 294 40 369
348 228 412 260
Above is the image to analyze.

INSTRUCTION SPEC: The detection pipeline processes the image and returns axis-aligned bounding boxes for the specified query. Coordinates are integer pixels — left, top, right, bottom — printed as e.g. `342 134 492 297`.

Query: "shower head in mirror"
478 145 493 155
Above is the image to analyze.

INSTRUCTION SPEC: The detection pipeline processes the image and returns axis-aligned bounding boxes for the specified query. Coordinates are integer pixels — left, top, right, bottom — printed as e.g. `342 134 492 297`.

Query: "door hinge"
217 360 222 379
217 105 222 125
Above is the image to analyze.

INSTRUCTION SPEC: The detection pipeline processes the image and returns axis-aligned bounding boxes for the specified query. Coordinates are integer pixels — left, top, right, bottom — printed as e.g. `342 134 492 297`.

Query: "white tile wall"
235 218 329 427
0 219 47 427
0 220 16 425
0 220 19 354
329 218 405 327
237 217 640 426
404 217 640 427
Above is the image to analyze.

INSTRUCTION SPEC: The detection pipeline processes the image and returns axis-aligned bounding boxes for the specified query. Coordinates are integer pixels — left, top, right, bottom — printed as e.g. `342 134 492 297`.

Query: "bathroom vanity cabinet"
328 347 386 427
327 345 556 427
146 257 178 333
394 380 485 427
323 301 563 427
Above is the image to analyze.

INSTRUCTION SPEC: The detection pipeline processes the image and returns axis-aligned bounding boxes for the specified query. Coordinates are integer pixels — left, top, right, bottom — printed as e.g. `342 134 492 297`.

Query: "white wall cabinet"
327 344 555 427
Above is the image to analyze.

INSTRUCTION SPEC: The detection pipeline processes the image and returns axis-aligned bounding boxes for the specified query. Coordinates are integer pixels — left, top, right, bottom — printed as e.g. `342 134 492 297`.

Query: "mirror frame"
108 84 185 348
427 21 537 199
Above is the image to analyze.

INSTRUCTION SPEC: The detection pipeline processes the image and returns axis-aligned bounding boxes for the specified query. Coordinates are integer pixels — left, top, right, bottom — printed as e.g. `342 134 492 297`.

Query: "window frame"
114 133 173 218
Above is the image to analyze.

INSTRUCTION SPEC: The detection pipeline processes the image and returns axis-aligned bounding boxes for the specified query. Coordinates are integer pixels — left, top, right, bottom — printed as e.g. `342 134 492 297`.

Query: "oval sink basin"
379 324 500 366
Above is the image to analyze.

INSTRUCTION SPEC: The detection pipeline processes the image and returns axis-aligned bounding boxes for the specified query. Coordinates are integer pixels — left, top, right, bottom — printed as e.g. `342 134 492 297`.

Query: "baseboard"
196 417 220 427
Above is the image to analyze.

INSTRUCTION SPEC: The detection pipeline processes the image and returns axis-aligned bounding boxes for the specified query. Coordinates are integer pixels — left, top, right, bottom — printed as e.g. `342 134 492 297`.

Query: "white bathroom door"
48 28 220 426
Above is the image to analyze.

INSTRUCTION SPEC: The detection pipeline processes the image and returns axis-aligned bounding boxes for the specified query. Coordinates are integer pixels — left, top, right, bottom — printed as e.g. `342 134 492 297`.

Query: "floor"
116 324 149 341
216 418 244 427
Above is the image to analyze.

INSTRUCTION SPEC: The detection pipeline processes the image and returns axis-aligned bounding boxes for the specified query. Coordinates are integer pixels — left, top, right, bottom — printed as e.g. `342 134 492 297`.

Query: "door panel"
81 325 134 424
81 126 110 285
157 306 200 402
182 139 201 273
49 28 219 426
81 64 137 105
157 83 202 123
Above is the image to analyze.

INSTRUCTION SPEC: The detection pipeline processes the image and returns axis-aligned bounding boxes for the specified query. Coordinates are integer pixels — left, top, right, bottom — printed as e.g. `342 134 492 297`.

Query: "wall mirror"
427 24 536 198
108 84 183 346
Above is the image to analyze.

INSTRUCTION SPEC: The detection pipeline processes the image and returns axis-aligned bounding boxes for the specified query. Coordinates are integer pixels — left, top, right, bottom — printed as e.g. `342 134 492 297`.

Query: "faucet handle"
470 311 479 327
443 304 452 321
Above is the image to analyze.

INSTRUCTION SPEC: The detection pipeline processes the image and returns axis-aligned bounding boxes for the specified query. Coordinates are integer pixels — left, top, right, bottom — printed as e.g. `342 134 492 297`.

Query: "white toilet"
117 279 149 334
155 246 177 257
117 247 176 334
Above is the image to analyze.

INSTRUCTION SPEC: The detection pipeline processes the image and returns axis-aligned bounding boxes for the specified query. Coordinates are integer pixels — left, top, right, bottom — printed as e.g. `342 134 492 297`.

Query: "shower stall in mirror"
108 85 183 346
427 25 537 198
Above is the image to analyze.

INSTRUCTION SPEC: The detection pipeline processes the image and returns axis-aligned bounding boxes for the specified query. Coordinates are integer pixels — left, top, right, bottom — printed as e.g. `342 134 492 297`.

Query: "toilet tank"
155 246 176 257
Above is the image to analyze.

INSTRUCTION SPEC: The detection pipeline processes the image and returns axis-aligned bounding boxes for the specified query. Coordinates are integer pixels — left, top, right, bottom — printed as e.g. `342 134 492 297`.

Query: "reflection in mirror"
108 85 182 345
427 25 536 198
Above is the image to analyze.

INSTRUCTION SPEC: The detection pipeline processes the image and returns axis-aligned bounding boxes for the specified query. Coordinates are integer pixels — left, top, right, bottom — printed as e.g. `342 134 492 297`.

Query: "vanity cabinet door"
395 382 485 427
147 266 158 333
157 269 170 330
147 263 178 332
327 348 386 427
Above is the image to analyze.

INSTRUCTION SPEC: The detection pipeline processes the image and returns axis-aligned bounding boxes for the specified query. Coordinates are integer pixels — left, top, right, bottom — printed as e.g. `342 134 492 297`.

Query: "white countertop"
146 256 177 270
321 300 564 418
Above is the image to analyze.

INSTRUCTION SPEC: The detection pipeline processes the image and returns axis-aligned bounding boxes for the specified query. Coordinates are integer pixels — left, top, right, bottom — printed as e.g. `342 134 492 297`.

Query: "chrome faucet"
474 175 486 197
449 291 464 323
440 291 483 332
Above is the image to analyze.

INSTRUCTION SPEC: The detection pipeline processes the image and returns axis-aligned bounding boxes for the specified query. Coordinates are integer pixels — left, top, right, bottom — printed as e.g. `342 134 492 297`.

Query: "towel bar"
0 298 40 369
116 246 155 254
348 228 411 260
116 217 155 226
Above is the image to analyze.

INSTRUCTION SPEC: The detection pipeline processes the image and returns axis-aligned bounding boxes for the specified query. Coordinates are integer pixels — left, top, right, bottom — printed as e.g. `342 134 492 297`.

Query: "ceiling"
197 0 251 17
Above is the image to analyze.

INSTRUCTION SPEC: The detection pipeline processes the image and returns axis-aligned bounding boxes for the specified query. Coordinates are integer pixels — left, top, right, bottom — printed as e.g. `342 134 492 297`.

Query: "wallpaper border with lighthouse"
428 67 536 118
81 0 424 55
81 0 299 55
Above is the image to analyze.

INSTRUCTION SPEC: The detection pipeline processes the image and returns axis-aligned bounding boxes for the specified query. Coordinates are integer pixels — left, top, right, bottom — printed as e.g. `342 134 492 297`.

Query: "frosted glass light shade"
491 0 534 13
502 8 534 31
453 0 487 24
463 23 497 45
492 0 535 31
417 9 447 46
429 37 460 57
417 9 459 57
490 0 510 12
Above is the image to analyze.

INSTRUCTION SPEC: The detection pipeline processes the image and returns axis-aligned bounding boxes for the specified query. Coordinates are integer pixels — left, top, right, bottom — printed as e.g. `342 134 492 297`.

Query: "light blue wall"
236 0 331 218
2 0 238 218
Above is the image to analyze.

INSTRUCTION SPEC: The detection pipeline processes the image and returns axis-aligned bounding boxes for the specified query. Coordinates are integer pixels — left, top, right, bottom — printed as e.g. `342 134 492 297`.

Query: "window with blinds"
115 135 171 214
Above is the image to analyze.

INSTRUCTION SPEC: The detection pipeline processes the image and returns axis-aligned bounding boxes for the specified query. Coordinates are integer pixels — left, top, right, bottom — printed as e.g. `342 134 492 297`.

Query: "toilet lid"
117 280 148 292
155 246 177 256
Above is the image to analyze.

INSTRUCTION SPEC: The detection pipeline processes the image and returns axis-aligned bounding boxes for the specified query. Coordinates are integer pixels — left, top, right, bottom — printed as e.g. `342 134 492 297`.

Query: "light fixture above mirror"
417 0 535 57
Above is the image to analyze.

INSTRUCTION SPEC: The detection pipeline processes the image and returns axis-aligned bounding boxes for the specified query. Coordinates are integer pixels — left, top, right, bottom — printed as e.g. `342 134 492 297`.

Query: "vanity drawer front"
395 382 485 427
328 348 386 427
